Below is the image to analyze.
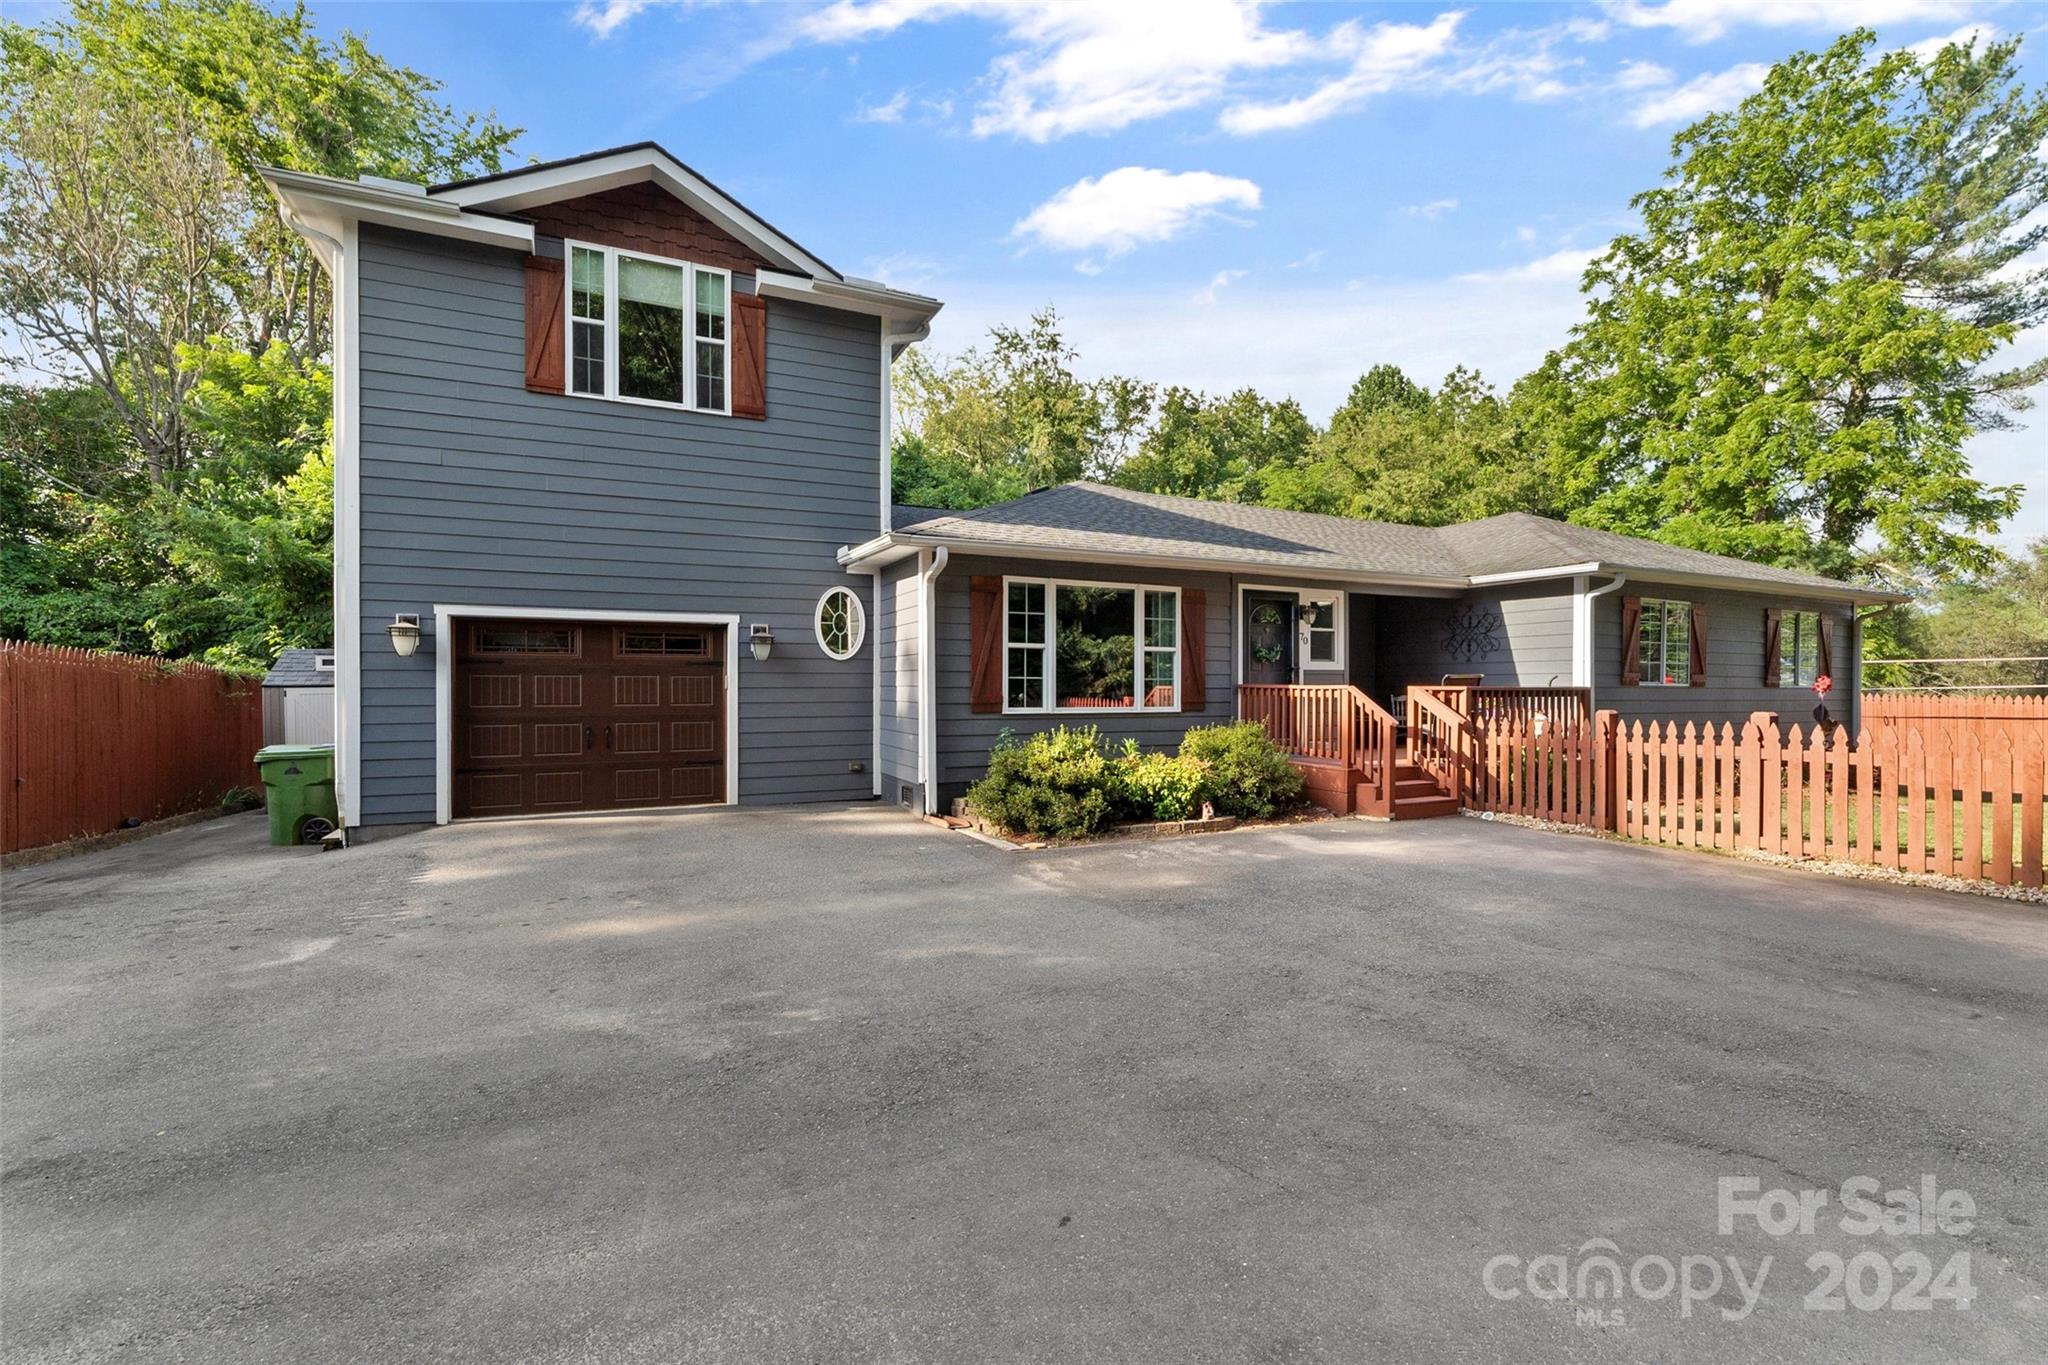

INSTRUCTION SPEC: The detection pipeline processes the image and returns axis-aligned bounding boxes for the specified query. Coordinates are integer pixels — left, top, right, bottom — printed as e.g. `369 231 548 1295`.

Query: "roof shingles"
885 483 1885 599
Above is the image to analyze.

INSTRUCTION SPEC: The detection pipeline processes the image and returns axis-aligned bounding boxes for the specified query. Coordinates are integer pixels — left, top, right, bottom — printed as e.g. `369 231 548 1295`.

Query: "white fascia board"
757 269 942 329
850 533 1467 594
261 167 534 253
1466 562 1604 587
1607 566 1895 605
430 149 836 281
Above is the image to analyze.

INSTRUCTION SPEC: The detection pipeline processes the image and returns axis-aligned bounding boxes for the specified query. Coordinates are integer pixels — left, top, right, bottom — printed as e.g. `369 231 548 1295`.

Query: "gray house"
264 143 1895 835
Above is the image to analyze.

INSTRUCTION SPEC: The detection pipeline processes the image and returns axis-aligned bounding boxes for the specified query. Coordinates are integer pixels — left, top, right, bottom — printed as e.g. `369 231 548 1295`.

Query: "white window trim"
1637 597 1691 687
1001 575 1182 715
564 239 733 417
433 605 741 824
1780 609 1823 687
814 586 866 661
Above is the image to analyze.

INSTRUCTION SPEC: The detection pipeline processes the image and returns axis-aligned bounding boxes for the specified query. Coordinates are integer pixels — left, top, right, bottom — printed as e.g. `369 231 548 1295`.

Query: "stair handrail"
1407 686 1475 805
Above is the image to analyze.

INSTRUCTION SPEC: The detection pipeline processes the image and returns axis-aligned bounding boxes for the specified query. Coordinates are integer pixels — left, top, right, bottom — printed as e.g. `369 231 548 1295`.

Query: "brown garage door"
453 619 726 818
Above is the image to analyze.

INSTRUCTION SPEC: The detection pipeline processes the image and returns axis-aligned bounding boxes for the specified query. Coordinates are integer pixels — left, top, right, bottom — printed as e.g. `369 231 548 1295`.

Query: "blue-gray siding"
878 556 921 808
1593 581 1858 734
355 224 883 824
1373 584 1575 704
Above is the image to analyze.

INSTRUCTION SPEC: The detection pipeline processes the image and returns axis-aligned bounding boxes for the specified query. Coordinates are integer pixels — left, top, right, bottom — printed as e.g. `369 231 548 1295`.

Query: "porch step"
1391 793 1460 820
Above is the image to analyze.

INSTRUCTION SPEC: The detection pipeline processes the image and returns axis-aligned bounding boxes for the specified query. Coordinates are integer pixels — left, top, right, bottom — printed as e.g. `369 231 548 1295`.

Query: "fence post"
1593 709 1619 832
1743 711 1777 851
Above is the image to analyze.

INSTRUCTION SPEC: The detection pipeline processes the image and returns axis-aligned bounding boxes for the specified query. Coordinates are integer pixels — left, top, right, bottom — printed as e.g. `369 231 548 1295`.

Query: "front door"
1244 592 1297 685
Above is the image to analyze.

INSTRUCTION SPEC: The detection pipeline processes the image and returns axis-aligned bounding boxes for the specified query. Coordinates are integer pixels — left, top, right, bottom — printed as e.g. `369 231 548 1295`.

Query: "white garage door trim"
434 605 742 825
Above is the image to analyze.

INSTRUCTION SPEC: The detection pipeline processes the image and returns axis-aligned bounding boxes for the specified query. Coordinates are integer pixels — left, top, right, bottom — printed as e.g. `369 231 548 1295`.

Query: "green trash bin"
255 744 339 846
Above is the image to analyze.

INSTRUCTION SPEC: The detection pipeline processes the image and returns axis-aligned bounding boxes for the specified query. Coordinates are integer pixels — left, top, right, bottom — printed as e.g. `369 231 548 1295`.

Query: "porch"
1238 682 1592 819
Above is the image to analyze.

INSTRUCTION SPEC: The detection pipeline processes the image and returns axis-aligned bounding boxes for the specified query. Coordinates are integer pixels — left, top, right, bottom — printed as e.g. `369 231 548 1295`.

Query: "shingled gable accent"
525 182 773 276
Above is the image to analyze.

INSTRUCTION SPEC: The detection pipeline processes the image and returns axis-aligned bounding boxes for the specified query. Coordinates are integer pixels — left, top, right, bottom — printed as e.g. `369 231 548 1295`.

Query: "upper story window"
1780 610 1823 686
1636 598 1690 686
566 241 730 415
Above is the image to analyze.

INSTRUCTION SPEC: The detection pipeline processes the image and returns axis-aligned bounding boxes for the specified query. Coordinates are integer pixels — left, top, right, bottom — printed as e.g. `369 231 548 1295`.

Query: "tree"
1110 386 1313 503
1870 540 2048 690
1527 30 2043 584
891 309 1151 507
1263 366 1550 524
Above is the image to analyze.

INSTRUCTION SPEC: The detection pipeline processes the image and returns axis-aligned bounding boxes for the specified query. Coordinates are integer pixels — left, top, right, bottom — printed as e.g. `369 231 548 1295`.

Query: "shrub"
966 726 1117 839
1178 721 1303 819
1118 749 1211 822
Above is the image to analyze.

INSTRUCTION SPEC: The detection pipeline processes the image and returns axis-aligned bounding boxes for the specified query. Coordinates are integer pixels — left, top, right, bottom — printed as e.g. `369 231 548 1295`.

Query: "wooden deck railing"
1406 686 1475 803
1471 685 1590 733
1238 684 1398 813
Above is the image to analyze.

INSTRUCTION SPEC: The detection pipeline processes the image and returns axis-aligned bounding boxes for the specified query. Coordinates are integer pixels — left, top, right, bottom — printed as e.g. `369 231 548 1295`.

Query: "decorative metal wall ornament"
1442 606 1501 662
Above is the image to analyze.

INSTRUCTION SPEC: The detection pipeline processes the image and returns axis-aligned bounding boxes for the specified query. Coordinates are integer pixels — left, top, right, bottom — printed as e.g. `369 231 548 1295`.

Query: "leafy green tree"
1869 540 2048 690
1110 386 1313 503
891 309 1152 507
1264 366 1549 524
1526 30 2043 583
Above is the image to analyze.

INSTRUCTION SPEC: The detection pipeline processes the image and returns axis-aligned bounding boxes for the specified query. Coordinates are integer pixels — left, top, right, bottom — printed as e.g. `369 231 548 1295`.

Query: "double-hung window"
1303 597 1338 666
1780 610 1822 686
1636 598 1691 685
566 241 731 414
1004 579 1179 712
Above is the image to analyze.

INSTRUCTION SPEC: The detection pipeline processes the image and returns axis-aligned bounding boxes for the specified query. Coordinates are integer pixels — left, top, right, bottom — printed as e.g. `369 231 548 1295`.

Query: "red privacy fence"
1 642 264 855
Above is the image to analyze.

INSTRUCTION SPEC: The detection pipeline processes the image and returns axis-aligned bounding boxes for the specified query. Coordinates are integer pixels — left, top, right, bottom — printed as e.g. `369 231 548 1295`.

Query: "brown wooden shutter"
1180 588 1206 713
1618 595 1643 685
1689 603 1708 686
732 292 766 420
1762 608 1782 687
969 575 1002 714
1816 613 1833 682
523 256 565 394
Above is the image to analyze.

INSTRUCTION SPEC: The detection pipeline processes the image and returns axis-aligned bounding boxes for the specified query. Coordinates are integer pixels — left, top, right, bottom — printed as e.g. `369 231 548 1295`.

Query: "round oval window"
815 587 865 660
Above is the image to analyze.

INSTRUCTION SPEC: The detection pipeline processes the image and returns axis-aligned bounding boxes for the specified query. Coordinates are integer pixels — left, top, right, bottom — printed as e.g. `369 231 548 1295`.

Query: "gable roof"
263 648 336 689
862 483 1898 603
430 142 839 282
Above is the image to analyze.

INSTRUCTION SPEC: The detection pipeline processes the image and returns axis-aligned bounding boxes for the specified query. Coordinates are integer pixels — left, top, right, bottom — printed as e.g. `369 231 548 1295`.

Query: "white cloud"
1905 22 1999 62
860 251 946 290
1614 59 1674 91
1458 247 1601 284
572 0 656 39
1401 198 1460 220
1011 168 1261 258
1629 61 1768 128
857 89 910 123
1219 12 1462 134
1606 0 1975 44
1289 249 1327 270
1194 269 1248 304
800 0 1318 141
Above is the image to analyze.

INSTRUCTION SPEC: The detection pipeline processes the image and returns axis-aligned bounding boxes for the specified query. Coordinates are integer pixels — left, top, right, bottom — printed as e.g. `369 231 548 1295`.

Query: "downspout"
917 545 949 813
857 564 882 798
1850 602 1891 740
1578 572 1627 708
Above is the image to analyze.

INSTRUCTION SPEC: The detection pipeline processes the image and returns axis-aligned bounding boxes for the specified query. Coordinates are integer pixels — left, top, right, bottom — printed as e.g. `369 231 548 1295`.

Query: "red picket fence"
1470 706 2046 889
1 641 264 854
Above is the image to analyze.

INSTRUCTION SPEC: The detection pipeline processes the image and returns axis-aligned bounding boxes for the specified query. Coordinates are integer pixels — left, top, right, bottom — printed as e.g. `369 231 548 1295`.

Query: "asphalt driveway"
4 806 2045 1363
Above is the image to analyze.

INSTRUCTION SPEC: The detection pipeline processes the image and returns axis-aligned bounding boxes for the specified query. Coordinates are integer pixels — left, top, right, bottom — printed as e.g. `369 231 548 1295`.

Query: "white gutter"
841 534 1469 593
261 166 534 253
917 546 949 811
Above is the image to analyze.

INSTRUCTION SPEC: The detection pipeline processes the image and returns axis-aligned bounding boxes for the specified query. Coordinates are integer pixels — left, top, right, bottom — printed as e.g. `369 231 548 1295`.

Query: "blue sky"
36 0 2048 544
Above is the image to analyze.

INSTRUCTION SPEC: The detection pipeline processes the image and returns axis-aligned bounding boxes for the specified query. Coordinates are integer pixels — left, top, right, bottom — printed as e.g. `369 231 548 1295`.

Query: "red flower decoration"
1813 674 1833 697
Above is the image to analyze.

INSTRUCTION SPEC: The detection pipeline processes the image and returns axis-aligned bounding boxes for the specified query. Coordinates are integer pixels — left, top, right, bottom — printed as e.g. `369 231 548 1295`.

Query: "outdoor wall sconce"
749 623 775 662
387 613 422 658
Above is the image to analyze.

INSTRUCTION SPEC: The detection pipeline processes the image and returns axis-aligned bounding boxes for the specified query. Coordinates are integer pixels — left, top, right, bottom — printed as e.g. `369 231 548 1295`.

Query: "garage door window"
472 625 577 654
618 628 714 657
